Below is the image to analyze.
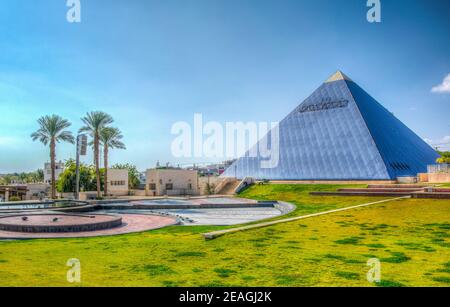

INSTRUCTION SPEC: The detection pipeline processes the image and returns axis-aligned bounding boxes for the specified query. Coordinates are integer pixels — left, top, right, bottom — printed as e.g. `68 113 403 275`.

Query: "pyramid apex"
325 70 352 83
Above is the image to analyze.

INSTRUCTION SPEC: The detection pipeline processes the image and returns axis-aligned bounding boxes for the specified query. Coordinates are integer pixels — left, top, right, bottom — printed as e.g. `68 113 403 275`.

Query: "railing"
235 177 255 194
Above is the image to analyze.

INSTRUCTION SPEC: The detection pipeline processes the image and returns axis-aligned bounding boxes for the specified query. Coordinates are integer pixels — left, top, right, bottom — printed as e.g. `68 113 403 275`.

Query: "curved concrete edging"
202 196 410 240
162 201 296 226
0 214 180 240
0 213 123 233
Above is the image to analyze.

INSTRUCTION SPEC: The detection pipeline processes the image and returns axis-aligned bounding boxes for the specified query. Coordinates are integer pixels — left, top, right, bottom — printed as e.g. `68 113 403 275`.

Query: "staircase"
216 179 241 195
214 177 255 195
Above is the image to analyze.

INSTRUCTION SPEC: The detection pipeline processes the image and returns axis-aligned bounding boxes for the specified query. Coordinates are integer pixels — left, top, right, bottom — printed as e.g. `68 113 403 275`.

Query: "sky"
0 0 449 173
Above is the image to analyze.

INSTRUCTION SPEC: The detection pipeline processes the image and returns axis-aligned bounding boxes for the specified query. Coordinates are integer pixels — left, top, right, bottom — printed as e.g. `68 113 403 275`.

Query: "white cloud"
424 136 450 151
431 74 450 93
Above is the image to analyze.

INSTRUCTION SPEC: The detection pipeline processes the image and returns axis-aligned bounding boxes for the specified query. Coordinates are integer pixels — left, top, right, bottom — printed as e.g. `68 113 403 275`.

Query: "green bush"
57 159 104 193
204 183 216 195
436 151 450 164
8 196 21 202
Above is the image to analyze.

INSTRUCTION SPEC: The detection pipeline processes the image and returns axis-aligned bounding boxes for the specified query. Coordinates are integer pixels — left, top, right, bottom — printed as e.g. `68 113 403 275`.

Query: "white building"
44 161 65 184
106 169 129 196
146 169 199 196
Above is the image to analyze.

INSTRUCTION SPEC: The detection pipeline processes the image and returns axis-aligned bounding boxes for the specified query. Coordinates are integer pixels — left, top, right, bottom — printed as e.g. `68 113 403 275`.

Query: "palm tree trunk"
50 139 56 199
94 134 101 198
104 145 108 196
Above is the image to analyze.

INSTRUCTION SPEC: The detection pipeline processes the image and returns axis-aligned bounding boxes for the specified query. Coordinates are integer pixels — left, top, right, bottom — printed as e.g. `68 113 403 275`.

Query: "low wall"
413 192 450 199
397 177 418 184
79 192 98 201
59 192 75 199
428 173 450 183
368 184 427 188
199 176 222 195
0 214 122 233
338 188 422 192
131 189 146 196
76 190 129 200
101 200 277 210
108 190 129 197
311 191 412 197
268 180 396 185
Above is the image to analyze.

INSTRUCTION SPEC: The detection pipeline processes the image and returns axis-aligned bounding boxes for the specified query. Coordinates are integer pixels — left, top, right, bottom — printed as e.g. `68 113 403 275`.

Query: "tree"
111 163 140 189
2 174 14 185
57 159 104 193
18 172 28 183
0 170 44 185
36 169 44 182
99 127 126 196
436 151 450 164
79 111 113 199
31 115 75 199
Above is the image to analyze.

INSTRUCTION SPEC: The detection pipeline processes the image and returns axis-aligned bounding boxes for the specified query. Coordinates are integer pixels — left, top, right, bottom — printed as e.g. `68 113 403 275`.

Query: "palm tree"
99 127 126 196
31 115 75 199
79 111 113 198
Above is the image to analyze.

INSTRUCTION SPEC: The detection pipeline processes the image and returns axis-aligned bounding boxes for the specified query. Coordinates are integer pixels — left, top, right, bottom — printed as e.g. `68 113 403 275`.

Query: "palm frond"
110 140 126 150
31 115 73 146
57 131 75 144
79 111 114 134
99 127 126 150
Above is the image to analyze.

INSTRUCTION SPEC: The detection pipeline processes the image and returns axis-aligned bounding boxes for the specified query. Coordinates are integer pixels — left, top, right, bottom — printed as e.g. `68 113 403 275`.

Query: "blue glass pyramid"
222 71 439 180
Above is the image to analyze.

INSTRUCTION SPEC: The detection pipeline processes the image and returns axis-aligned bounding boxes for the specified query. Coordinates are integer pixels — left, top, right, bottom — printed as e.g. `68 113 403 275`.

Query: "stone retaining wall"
412 192 450 199
310 191 412 197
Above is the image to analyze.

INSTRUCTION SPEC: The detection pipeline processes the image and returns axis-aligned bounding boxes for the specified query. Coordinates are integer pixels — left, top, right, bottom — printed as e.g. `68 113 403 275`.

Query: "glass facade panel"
222 77 439 180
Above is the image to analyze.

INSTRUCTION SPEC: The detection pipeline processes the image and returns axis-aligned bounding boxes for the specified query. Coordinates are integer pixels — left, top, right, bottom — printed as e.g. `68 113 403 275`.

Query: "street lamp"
75 134 88 200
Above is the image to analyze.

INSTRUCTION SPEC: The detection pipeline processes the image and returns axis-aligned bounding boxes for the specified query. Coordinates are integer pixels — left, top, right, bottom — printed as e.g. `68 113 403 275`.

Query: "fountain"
0 213 122 233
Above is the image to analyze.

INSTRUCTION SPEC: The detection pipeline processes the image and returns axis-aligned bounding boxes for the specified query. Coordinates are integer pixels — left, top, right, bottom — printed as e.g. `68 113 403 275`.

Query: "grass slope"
239 184 388 219
0 185 448 287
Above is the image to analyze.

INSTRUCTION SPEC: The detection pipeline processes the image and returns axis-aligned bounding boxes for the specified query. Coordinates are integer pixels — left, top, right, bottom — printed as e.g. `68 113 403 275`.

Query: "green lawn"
0 184 448 287
239 183 387 218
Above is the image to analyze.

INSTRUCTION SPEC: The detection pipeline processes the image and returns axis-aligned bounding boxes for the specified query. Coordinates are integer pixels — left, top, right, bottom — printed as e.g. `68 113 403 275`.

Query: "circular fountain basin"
0 201 88 211
0 213 122 233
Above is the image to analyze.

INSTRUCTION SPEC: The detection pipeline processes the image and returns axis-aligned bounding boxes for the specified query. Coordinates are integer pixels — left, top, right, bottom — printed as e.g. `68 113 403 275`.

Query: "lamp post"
75 134 88 200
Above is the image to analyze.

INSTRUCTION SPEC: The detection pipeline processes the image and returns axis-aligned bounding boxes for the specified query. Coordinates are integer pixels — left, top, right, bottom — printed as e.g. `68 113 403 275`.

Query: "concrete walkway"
202 196 410 240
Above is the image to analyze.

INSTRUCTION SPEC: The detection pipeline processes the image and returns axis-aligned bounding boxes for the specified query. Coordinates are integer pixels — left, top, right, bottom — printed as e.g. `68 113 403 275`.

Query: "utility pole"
75 134 88 200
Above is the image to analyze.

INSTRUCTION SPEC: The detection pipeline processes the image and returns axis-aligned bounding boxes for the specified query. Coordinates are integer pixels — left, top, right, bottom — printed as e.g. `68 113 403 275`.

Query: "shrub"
334 236 362 245
432 276 450 284
214 268 237 278
175 251 206 257
380 252 410 263
335 271 360 280
204 183 216 195
376 280 405 287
